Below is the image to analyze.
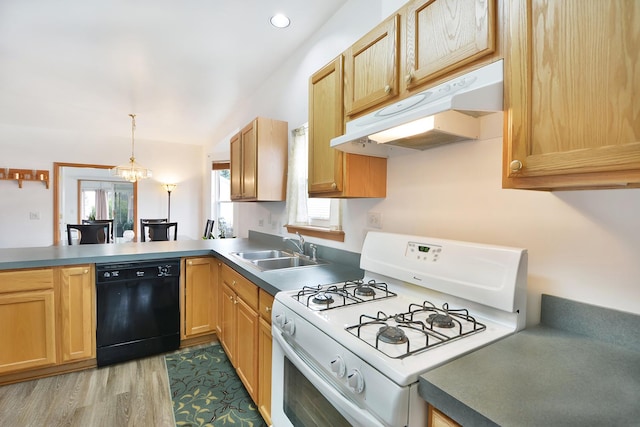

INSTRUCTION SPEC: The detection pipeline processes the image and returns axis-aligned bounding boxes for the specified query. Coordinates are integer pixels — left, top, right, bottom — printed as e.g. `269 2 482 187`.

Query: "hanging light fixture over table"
112 113 152 182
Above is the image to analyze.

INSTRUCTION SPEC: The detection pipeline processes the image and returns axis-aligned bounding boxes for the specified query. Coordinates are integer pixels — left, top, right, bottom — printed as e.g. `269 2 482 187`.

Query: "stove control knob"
274 313 286 328
330 356 346 378
282 319 296 336
347 369 365 394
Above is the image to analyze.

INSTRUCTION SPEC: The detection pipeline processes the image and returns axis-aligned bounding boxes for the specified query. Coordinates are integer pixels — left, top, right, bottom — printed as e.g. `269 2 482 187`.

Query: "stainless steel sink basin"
229 249 327 271
253 257 325 270
230 250 294 260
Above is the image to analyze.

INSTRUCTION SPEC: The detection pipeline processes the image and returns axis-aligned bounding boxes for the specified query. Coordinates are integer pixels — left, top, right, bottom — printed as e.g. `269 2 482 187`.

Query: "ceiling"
0 0 348 146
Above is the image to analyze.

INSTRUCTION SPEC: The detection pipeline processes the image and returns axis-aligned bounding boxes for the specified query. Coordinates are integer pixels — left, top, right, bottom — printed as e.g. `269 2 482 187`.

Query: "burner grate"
345 301 486 359
292 280 397 311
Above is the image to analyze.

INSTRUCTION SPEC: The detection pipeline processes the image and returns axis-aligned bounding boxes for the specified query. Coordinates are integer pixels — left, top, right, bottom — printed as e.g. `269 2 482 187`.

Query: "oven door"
271 330 385 427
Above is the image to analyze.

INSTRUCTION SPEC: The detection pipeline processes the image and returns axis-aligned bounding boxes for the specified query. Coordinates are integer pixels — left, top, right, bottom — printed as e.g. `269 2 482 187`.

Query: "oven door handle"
273 331 385 427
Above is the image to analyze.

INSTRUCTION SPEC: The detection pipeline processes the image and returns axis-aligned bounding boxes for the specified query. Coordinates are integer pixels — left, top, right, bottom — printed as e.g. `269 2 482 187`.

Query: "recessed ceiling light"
270 13 290 28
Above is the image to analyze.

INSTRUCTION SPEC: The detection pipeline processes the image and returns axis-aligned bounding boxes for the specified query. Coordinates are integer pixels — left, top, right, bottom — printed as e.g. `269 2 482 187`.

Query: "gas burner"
312 293 334 305
377 325 408 344
427 313 455 328
355 285 376 297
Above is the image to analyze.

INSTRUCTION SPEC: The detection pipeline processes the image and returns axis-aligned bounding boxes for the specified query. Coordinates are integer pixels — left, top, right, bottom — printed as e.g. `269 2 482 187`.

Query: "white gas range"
271 231 527 427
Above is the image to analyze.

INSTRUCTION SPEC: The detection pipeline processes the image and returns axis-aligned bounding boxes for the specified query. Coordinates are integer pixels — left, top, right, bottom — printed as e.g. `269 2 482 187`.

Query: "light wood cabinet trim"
0 268 54 293
344 14 400 116
58 265 95 362
285 225 345 242
230 132 242 199
503 0 640 189
0 290 57 373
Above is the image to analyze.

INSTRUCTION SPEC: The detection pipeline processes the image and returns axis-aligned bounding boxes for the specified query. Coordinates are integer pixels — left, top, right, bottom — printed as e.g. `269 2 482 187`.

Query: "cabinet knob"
265 306 271 312
187 260 192 265
405 70 415 85
384 84 391 94
510 159 523 173
83 269 88 274
232 280 237 286
331 182 337 190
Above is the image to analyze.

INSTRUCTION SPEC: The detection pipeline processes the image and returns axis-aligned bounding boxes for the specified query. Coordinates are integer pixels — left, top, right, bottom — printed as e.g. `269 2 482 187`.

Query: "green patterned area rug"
165 344 267 427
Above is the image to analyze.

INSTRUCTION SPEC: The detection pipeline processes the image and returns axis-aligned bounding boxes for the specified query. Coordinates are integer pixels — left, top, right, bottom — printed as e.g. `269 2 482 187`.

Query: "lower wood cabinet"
218 264 274 423
220 264 259 402
183 257 218 338
429 405 461 427
258 289 274 425
0 268 57 374
58 265 95 362
0 266 95 377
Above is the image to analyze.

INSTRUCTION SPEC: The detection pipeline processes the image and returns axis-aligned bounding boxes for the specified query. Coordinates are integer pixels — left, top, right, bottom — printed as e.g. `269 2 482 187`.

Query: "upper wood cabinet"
344 14 400 117
230 117 288 201
402 0 496 92
504 0 640 190
183 257 218 338
309 56 387 198
58 265 95 362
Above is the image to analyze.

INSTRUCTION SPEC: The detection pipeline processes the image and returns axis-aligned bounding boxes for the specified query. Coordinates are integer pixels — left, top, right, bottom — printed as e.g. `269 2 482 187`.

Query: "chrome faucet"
283 232 305 255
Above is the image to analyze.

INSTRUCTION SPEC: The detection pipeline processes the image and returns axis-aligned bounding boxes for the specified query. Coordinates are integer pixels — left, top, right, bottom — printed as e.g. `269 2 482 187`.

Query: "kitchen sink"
253 257 325 270
229 249 327 271
231 250 295 260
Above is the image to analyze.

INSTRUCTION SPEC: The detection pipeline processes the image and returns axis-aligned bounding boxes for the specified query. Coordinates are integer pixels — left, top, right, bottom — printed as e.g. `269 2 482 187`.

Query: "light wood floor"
0 351 180 427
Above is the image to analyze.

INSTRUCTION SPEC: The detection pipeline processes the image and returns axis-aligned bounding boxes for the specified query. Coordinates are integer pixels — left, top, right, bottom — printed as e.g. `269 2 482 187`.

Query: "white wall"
0 124 205 247
208 0 640 325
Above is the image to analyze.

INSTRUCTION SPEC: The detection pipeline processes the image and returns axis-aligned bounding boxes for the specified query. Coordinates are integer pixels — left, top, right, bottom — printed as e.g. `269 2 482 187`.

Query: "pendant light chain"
129 113 136 162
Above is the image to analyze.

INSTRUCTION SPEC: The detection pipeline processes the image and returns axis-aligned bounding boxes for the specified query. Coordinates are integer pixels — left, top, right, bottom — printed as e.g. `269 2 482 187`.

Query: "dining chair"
82 219 114 243
141 222 178 242
67 223 110 245
140 218 168 242
203 219 215 239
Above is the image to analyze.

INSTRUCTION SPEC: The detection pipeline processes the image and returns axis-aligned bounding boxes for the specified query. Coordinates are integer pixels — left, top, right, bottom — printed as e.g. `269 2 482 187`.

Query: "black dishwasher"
96 258 180 367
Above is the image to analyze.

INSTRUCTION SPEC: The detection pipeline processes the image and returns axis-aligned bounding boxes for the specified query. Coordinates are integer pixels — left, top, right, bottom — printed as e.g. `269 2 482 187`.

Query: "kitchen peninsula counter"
418 294 640 426
0 231 363 296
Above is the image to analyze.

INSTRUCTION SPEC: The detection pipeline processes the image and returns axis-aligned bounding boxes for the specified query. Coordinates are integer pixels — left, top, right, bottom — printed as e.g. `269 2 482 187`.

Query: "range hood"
330 59 503 158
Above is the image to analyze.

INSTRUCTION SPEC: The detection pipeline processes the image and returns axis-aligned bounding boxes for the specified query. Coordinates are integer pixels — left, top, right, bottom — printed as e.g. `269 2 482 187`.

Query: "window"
212 162 233 238
285 124 343 241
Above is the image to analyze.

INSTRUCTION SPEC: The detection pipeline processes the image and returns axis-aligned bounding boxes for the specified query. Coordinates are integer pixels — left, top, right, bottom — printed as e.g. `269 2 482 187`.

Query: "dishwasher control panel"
96 258 180 282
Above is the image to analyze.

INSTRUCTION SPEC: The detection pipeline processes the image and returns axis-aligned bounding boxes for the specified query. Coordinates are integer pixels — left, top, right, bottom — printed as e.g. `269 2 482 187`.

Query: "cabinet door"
344 14 400 116
0 290 57 373
220 283 237 366
309 56 345 195
258 317 272 425
230 132 242 199
235 297 259 403
59 266 95 362
504 0 640 189
241 121 258 199
184 258 217 338
428 406 461 427
403 0 495 91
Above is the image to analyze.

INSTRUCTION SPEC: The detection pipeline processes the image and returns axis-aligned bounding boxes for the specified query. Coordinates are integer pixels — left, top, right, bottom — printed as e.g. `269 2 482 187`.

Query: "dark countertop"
418 295 640 426
0 231 364 296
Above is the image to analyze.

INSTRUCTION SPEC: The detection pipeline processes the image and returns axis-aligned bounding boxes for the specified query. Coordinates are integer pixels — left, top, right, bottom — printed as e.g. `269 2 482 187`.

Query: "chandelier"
112 113 152 182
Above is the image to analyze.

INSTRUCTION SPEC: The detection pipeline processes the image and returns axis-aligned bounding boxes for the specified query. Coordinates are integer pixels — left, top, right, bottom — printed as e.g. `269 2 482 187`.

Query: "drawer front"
0 268 54 294
259 288 274 323
222 265 258 310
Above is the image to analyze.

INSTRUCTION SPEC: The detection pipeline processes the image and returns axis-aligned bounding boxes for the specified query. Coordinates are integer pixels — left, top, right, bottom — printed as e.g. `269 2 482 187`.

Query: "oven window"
283 358 351 427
